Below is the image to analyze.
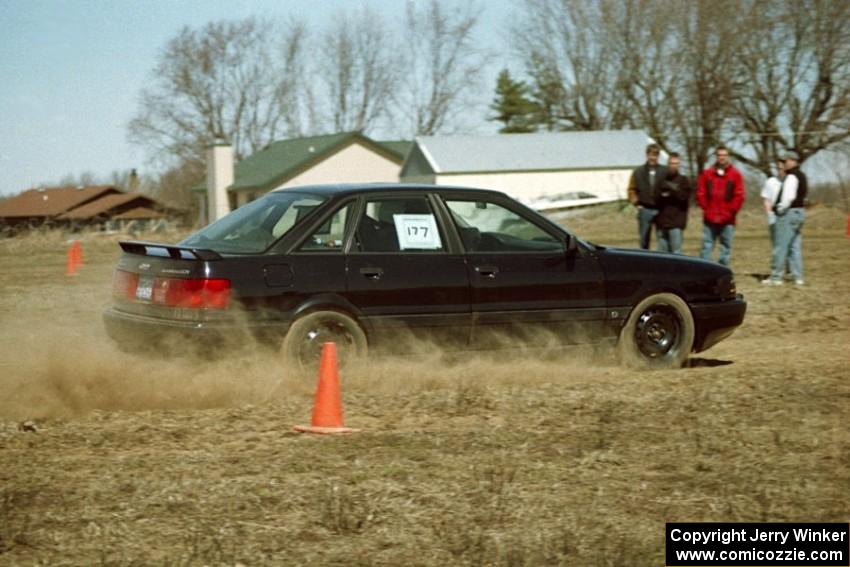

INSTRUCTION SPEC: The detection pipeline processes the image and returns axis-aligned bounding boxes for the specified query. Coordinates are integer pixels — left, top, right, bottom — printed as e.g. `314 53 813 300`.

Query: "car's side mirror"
565 234 579 255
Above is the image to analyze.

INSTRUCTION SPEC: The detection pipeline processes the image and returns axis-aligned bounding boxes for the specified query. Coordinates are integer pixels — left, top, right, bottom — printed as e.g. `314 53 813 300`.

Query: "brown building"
0 185 120 229
0 185 178 232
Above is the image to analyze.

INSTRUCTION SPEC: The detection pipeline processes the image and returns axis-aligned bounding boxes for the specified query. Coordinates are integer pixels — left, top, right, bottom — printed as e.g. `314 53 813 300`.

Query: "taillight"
112 269 139 300
113 269 231 309
152 277 231 309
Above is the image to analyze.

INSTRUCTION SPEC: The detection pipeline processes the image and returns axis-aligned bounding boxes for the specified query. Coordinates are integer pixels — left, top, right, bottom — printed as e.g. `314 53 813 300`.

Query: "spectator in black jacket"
627 143 667 249
655 152 691 254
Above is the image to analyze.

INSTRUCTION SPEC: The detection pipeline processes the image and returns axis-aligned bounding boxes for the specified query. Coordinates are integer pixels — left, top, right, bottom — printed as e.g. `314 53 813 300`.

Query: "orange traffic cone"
72 240 84 266
294 342 359 434
845 213 850 238
65 245 78 277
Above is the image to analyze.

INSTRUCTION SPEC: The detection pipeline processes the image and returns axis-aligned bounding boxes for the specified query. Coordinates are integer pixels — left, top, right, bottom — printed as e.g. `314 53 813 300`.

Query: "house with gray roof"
400 130 656 209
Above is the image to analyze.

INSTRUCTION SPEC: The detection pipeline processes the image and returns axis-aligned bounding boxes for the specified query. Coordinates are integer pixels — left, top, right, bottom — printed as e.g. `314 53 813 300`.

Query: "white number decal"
394 214 441 250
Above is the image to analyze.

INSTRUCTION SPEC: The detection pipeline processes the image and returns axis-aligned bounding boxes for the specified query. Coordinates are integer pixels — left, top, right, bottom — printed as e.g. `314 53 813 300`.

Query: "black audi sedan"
104 184 746 369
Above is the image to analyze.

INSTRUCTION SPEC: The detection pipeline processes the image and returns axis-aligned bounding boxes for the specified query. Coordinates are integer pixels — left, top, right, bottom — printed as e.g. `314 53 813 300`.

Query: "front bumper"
690 295 747 352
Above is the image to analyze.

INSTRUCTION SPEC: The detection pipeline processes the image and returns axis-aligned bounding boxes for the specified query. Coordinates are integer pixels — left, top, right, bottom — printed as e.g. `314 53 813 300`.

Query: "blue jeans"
790 228 803 278
700 222 735 266
771 208 805 281
638 207 658 249
657 227 683 254
768 214 777 272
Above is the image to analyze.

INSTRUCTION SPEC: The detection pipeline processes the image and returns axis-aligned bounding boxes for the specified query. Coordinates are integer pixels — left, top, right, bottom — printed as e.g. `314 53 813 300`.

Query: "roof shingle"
57 192 160 220
111 206 165 220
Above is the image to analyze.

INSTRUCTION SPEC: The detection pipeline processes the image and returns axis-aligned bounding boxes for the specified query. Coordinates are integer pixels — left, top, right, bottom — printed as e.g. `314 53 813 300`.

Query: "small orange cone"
845 213 850 238
64 245 78 277
72 240 84 266
294 342 359 434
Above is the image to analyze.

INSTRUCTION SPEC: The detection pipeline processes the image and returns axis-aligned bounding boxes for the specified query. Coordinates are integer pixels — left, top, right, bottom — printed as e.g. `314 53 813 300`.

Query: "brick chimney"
206 139 233 223
128 168 140 193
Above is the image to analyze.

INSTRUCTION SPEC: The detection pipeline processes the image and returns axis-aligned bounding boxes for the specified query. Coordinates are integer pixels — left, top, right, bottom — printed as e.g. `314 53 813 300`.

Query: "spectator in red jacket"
696 146 745 266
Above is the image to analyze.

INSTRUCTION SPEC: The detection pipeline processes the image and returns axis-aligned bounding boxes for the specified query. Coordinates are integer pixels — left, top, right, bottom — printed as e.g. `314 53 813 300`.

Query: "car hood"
595 246 730 276
591 245 734 304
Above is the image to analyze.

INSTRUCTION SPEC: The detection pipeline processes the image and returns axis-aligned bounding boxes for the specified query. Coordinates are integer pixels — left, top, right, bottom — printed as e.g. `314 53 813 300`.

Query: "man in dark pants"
655 152 691 254
628 143 667 249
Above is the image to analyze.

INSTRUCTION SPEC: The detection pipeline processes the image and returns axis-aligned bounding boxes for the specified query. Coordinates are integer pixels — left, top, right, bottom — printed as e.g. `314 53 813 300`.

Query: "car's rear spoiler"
119 240 222 261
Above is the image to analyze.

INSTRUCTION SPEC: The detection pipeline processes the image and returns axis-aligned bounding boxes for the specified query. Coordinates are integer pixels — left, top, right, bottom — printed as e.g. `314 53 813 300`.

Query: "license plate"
136 274 154 301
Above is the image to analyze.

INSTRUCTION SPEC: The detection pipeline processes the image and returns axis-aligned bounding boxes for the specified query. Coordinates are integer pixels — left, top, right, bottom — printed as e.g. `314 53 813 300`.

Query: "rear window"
182 192 326 253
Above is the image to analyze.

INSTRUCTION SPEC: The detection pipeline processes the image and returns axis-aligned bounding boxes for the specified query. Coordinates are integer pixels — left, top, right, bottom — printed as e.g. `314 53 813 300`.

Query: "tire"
617 293 695 369
282 310 368 371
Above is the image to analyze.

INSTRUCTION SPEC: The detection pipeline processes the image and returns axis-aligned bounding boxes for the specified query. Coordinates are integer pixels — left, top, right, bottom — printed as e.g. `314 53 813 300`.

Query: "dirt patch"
0 212 848 565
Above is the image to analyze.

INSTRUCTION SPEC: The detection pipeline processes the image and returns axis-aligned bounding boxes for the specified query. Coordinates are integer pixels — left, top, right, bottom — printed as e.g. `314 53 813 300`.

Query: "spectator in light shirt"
763 151 807 286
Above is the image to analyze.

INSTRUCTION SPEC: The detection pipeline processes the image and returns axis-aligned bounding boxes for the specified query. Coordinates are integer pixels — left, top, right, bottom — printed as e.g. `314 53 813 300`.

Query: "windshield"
181 192 326 253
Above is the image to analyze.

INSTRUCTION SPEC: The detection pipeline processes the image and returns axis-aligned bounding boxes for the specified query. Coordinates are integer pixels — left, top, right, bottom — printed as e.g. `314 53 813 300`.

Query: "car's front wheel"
617 293 695 369
282 310 368 371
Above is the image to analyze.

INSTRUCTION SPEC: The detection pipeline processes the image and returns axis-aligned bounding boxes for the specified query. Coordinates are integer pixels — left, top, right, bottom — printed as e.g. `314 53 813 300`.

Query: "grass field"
1 205 848 565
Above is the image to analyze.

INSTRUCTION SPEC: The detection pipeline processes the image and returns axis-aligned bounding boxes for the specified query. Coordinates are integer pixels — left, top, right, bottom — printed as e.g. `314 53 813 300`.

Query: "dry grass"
0 210 848 565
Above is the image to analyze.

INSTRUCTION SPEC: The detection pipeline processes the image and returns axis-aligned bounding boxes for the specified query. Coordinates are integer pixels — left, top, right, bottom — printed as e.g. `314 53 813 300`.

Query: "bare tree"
516 0 743 175
608 0 681 149
513 0 634 132
57 171 100 187
515 0 850 178
128 17 308 165
316 6 397 133
526 52 568 132
729 0 850 174
154 159 205 216
668 0 743 176
272 20 311 138
396 0 490 136
725 1 794 174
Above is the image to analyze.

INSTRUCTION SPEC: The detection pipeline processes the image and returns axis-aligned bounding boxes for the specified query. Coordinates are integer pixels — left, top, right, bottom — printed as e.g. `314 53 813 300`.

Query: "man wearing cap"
696 146 746 266
763 151 806 286
628 143 667 249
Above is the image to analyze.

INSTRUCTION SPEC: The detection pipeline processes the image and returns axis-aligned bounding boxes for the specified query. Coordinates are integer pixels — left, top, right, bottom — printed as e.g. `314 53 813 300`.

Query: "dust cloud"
0 306 617 421
0 316 283 420
0 231 619 421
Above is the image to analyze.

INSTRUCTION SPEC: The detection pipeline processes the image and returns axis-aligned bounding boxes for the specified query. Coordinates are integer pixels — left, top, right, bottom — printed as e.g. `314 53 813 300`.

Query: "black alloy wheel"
617 293 695 369
634 304 683 360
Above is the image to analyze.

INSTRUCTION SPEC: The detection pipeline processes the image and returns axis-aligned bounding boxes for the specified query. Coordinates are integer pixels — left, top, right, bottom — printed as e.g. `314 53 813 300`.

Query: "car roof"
272 183 505 198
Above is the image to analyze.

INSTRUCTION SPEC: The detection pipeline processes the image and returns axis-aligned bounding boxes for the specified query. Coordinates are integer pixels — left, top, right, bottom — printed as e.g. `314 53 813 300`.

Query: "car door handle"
474 265 499 278
359 267 384 280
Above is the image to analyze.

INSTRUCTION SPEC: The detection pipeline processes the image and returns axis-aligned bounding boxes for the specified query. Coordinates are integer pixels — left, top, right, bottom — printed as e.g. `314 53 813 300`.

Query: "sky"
0 0 515 196
3 1 845 198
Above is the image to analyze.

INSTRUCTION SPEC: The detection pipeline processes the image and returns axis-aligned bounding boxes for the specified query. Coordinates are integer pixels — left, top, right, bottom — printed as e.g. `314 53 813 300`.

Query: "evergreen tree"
490 69 538 133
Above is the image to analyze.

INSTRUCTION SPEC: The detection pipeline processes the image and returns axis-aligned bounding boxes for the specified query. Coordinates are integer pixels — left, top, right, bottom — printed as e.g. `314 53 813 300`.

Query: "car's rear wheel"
282 310 368 371
617 293 694 369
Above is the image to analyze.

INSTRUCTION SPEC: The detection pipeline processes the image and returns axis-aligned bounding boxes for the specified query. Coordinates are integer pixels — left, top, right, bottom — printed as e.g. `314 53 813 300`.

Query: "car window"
298 202 353 252
181 192 325 254
444 199 563 252
355 196 444 253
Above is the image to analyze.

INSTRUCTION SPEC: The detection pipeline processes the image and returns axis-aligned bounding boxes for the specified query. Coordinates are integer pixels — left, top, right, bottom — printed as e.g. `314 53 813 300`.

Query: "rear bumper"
690 295 747 352
102 307 288 353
